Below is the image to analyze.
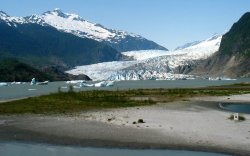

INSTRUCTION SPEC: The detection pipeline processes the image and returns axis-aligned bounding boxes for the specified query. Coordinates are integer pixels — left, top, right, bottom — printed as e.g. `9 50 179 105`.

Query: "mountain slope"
0 59 51 82
0 12 121 67
17 9 167 52
67 35 222 80
40 9 167 52
219 12 250 56
191 12 250 77
0 59 91 82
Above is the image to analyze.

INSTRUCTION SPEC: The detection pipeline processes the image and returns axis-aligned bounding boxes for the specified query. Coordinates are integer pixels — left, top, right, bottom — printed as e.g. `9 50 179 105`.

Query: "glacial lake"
1 78 250 101
0 142 228 156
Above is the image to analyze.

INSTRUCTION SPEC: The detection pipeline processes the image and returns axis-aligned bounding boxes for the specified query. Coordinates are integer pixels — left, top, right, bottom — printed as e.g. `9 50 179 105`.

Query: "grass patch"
0 90 155 114
1 84 250 114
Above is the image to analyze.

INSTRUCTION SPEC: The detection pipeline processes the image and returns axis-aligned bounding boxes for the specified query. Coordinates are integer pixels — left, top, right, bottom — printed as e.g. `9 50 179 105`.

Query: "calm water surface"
1 79 250 101
220 103 250 114
0 142 228 156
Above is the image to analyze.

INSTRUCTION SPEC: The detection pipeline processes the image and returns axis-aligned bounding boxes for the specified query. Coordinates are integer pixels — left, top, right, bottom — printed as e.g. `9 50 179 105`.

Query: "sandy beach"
0 94 250 155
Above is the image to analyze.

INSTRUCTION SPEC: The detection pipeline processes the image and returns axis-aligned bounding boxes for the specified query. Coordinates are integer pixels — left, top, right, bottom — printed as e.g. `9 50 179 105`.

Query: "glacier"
66 34 222 81
122 50 170 60
66 61 139 81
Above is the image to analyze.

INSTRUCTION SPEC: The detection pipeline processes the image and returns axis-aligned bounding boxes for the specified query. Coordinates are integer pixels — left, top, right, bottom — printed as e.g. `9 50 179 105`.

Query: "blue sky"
1 0 250 50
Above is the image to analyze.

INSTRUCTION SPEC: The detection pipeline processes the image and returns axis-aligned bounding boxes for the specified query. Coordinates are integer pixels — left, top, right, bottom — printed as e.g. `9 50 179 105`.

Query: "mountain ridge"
191 12 250 77
0 9 167 52
0 15 122 68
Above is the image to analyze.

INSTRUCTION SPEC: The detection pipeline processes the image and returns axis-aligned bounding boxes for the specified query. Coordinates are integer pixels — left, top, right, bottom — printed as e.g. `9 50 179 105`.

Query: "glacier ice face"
66 61 139 81
67 35 222 81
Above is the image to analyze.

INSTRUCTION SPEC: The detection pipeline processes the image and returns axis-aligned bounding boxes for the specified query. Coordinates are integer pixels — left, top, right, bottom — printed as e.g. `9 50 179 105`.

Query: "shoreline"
0 96 31 103
0 95 250 155
0 117 245 156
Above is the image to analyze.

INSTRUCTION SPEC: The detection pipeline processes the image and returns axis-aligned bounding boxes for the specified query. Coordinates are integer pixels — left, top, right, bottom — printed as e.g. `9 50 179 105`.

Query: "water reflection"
220 103 250 114
0 142 228 156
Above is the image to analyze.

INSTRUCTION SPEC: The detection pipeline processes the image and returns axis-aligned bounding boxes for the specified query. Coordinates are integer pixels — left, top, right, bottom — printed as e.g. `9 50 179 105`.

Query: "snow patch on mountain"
0 11 25 26
174 34 222 59
175 41 201 50
122 34 221 61
41 9 116 41
0 9 140 41
122 50 170 60
38 9 146 43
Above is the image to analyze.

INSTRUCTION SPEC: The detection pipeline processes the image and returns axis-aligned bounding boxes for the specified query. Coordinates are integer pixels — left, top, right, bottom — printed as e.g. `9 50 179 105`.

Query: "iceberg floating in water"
30 78 36 85
11 82 22 85
28 88 37 91
94 81 114 87
0 82 8 86
80 83 94 87
94 81 107 87
73 86 81 89
76 81 115 88
66 80 86 84
105 81 115 87
208 77 237 81
66 80 115 88
30 78 49 85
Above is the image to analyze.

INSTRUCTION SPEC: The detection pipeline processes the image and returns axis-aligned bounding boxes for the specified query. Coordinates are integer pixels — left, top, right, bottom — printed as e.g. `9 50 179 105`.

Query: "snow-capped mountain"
39 8 125 42
175 41 202 50
0 10 123 67
0 11 25 26
0 9 167 52
67 34 222 81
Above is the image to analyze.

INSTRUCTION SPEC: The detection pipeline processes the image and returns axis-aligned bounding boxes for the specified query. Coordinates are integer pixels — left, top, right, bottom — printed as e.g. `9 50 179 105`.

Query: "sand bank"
0 94 250 155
